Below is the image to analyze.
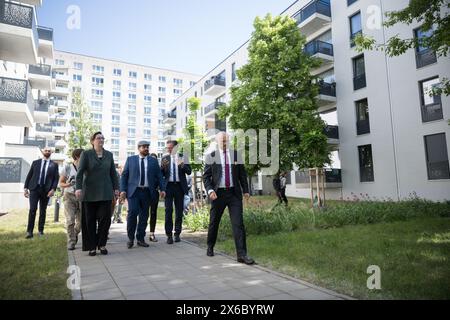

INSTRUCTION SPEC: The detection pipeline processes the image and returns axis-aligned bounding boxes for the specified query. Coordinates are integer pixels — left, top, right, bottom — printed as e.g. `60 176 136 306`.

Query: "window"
111 139 120 148
111 115 120 125
112 103 121 114
111 127 120 137
91 101 103 111
173 78 183 87
128 116 136 125
358 145 374 182
113 68 122 76
128 128 136 137
91 89 103 99
144 73 152 81
350 12 362 47
144 96 152 104
113 91 121 101
91 113 102 123
128 104 136 114
72 87 81 94
159 76 166 83
73 74 82 82
143 129 151 138
414 27 437 68
55 59 65 66
174 89 182 96
353 55 366 90
232 62 237 82
127 139 135 148
92 65 104 75
113 80 121 89
144 117 151 127
347 0 358 6
158 97 166 105
424 133 450 180
129 71 137 79
356 99 370 135
190 81 196 87
128 94 136 102
144 84 152 93
419 77 443 122
129 82 137 91
144 107 151 115
158 87 166 95
92 77 104 87
74 62 83 70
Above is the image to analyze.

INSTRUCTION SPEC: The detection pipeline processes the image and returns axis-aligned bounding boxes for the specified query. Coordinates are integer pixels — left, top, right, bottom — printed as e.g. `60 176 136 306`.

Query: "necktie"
39 160 47 186
224 150 230 188
172 156 177 182
140 158 145 186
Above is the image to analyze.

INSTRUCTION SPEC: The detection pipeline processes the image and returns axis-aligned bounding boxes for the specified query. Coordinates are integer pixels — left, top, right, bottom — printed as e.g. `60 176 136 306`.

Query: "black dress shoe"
167 236 174 245
89 250 97 256
149 234 158 242
127 241 134 249
137 240 149 248
25 233 33 239
237 256 255 265
207 247 214 257
174 234 181 243
100 248 108 255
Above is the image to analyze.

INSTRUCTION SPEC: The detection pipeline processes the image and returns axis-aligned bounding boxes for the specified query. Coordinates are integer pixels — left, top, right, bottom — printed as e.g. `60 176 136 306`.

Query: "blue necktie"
172 157 177 182
140 158 145 186
39 160 47 186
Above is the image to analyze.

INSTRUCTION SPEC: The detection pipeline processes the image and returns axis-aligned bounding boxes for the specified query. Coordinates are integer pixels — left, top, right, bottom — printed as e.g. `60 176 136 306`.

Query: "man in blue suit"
120 141 166 249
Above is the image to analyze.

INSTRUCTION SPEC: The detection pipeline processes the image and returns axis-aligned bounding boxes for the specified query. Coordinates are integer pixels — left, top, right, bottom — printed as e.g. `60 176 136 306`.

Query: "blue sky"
37 0 296 75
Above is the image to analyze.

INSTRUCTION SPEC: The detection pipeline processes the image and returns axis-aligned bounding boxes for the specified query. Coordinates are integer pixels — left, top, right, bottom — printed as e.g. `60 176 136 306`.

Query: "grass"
0 207 71 300
216 216 450 299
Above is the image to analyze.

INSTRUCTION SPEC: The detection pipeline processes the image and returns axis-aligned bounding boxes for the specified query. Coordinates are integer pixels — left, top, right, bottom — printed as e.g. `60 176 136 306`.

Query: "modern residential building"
167 0 450 202
51 51 201 165
1 0 55 210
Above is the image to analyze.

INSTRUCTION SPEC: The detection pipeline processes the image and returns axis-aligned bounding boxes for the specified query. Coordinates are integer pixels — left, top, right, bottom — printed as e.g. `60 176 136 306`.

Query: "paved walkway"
69 222 350 300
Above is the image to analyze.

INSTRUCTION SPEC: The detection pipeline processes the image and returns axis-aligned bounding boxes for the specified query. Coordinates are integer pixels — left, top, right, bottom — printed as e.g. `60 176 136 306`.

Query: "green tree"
221 14 331 175
355 0 449 95
66 92 99 155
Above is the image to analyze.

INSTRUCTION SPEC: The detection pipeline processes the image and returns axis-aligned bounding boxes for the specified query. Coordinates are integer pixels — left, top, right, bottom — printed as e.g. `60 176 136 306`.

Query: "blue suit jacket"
120 155 165 200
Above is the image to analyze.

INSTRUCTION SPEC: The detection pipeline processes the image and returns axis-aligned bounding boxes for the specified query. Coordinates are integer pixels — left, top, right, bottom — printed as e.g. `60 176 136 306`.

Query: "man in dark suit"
24 147 59 239
161 140 192 244
120 141 166 249
203 132 255 265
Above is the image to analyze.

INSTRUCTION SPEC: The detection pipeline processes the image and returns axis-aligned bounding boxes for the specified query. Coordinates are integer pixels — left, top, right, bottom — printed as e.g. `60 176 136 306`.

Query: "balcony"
294 0 331 38
305 40 334 64
53 73 70 83
50 86 70 96
35 123 52 133
37 26 53 59
295 168 342 188
0 1 38 64
21 1 43 6
34 99 49 123
356 119 370 135
0 77 34 127
353 73 367 91
416 49 437 69
163 110 177 125
50 99 69 109
163 128 176 139
47 140 56 148
23 137 46 149
28 64 52 90
204 76 226 96
324 125 339 145
421 101 443 123
317 81 336 109
204 101 225 116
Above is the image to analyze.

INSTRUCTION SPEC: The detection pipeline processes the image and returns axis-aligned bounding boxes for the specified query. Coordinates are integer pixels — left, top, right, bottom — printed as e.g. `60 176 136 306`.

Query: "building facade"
167 0 450 202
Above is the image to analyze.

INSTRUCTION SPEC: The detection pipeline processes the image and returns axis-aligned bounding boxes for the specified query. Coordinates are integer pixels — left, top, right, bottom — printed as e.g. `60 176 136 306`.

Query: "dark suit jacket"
161 153 192 195
203 149 249 200
120 155 165 200
24 159 59 193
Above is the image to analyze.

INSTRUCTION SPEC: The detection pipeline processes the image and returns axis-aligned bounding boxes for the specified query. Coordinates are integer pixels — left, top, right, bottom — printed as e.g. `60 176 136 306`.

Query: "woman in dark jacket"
76 132 119 256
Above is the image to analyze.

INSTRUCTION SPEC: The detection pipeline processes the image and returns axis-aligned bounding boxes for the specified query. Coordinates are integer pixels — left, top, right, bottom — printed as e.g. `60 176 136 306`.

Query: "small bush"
183 206 210 232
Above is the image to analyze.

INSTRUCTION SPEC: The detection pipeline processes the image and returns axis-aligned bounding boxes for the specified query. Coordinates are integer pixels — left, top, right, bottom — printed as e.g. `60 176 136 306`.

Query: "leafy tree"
221 14 331 176
355 0 449 95
66 92 99 155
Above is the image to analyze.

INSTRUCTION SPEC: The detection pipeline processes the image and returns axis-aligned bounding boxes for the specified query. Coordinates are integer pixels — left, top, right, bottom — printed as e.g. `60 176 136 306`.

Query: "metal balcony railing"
29 64 52 76
421 102 443 122
0 157 28 183
294 0 331 25
23 137 46 149
324 125 339 140
318 81 336 97
205 102 225 114
37 26 53 41
204 76 226 92
305 40 334 57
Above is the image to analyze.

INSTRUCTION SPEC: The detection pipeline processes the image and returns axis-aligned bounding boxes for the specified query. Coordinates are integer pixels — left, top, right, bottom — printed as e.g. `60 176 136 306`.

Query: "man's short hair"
167 140 178 147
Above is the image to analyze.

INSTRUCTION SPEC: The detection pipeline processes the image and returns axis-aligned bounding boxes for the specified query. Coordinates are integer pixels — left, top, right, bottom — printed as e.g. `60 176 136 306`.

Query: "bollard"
54 197 60 222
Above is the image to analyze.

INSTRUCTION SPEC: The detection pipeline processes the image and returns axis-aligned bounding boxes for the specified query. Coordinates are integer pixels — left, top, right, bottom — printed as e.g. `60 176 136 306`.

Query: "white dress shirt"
38 158 50 185
168 154 180 182
218 149 234 189
138 155 149 187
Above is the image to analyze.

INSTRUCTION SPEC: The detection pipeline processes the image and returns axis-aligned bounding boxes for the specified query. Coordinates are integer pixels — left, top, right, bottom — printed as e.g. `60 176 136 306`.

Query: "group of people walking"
24 131 255 265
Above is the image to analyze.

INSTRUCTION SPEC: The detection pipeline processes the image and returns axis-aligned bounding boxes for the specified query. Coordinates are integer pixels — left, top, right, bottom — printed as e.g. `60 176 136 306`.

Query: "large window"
356 98 370 135
350 12 362 47
358 144 374 182
424 133 450 180
419 77 443 122
414 27 437 68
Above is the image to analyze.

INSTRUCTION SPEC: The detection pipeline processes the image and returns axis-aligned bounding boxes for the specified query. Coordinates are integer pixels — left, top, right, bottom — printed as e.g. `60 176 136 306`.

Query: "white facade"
51 51 201 165
168 0 450 202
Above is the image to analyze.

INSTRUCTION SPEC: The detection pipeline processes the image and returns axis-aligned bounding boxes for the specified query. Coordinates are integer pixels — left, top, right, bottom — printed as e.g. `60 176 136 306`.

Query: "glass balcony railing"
37 26 53 41
204 76 226 92
29 64 52 76
294 0 331 25
324 125 339 140
305 40 334 57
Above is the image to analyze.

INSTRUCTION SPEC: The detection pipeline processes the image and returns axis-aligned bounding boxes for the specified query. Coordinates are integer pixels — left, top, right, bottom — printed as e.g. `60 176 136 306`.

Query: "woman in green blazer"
76 132 119 256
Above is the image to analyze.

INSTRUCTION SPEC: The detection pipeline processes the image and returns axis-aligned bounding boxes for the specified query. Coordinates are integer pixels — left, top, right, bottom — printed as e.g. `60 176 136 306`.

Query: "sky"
37 0 296 75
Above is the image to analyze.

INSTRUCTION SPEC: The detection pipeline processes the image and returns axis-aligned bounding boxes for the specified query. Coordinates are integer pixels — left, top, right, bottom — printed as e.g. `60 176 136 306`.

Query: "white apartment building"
0 0 55 210
51 51 200 165
167 0 450 202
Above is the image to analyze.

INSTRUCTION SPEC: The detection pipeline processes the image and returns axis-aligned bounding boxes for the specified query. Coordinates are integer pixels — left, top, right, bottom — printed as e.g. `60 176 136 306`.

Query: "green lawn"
216 216 450 299
0 208 71 300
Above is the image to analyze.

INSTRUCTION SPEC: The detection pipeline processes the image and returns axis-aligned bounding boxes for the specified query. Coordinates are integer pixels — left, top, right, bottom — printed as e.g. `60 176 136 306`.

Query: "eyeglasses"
95 137 105 140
